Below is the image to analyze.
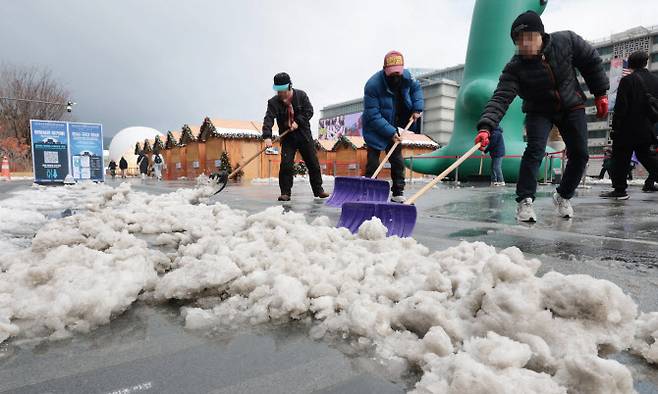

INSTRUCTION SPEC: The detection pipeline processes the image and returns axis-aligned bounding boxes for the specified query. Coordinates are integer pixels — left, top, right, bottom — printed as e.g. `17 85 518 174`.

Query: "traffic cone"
1 156 10 181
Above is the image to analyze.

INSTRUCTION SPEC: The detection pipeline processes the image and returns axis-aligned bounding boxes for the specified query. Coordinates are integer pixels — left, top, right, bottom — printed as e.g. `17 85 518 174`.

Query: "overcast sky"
1 0 656 137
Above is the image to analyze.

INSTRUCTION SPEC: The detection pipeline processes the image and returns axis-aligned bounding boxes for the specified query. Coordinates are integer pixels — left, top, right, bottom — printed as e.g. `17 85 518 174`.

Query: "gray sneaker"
391 195 406 203
516 198 537 222
552 192 574 218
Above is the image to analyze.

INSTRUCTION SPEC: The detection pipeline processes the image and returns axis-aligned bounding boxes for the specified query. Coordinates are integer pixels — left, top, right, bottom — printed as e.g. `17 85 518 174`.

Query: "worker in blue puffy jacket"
362 51 424 203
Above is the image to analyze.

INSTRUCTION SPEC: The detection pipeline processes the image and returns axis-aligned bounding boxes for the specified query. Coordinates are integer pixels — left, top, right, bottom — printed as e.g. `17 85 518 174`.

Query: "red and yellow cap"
383 51 404 76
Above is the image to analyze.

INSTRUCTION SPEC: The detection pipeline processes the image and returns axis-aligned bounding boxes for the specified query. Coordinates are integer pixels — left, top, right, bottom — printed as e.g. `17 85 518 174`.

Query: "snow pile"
251 174 335 185
0 182 110 257
585 177 647 186
0 179 217 342
631 312 658 364
0 178 654 393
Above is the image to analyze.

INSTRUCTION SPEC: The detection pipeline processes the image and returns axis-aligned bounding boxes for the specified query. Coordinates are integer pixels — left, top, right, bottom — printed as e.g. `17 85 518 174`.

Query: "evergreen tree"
218 151 232 174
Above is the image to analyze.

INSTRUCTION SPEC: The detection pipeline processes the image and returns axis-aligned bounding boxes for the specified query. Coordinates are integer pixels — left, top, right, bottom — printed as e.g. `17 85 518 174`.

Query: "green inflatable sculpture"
407 0 560 182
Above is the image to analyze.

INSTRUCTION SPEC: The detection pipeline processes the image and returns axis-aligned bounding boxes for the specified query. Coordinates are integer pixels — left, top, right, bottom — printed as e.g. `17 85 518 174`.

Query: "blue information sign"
69 122 104 181
30 120 70 183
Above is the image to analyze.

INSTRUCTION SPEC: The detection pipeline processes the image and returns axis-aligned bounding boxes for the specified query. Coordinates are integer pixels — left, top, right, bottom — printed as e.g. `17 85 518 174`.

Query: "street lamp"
0 96 76 112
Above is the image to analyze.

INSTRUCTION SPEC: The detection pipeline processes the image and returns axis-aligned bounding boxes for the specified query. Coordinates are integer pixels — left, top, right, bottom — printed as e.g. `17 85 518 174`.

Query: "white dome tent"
108 126 164 171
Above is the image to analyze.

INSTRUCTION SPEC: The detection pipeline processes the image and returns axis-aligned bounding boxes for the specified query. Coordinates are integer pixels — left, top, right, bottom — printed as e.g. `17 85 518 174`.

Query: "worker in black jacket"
601 51 658 199
475 11 609 222
262 72 329 201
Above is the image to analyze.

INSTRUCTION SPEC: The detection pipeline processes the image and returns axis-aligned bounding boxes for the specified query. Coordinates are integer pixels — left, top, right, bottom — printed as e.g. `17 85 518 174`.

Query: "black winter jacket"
478 31 609 131
612 69 658 146
262 89 314 142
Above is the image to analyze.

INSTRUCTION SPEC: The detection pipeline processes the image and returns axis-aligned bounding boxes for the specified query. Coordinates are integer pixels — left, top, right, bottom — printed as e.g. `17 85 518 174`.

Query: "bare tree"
0 64 71 144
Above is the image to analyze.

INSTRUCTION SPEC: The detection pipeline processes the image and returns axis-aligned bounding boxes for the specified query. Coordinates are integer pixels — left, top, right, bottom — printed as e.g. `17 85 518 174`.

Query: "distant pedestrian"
152 153 164 181
119 156 128 178
598 147 612 179
108 160 117 180
485 126 505 186
627 152 639 181
601 51 658 199
137 151 149 180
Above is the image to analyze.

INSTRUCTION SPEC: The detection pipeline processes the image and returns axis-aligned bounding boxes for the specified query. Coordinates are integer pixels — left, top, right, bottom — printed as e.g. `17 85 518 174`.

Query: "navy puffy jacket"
484 127 505 158
362 70 424 151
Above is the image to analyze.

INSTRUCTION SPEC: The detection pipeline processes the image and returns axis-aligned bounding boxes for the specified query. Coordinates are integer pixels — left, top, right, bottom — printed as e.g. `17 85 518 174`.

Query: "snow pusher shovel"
325 118 415 207
210 129 292 195
337 143 482 237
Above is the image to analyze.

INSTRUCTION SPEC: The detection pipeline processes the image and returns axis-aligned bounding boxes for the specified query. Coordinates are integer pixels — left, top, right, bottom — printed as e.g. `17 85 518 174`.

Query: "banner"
318 115 344 140
30 120 70 183
69 122 104 181
608 57 625 110
318 112 363 140
344 112 363 136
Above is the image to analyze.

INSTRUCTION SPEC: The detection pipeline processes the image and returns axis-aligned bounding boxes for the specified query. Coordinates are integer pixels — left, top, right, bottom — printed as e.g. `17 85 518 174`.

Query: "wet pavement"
1 177 657 393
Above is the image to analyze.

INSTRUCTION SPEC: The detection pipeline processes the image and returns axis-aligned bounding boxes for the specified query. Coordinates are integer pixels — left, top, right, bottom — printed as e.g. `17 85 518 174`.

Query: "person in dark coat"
119 156 128 178
485 127 505 186
475 11 609 222
646 124 658 188
601 51 658 199
137 151 149 180
598 147 612 180
362 51 424 203
262 72 328 202
108 160 117 180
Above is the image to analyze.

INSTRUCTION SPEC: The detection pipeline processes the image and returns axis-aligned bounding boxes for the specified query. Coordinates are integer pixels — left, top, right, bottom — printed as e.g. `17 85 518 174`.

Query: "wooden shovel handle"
478 154 484 175
406 143 481 205
371 118 415 179
228 129 292 179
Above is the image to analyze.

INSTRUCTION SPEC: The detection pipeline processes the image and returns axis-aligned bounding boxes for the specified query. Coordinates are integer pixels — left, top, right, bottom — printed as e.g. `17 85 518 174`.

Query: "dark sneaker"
600 190 629 200
314 190 330 199
278 194 291 201
642 184 658 193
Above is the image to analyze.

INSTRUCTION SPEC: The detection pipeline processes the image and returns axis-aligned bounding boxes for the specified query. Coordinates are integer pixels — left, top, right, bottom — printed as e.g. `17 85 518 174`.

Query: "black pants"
279 135 323 195
517 109 589 202
611 143 658 191
598 168 608 179
365 142 405 196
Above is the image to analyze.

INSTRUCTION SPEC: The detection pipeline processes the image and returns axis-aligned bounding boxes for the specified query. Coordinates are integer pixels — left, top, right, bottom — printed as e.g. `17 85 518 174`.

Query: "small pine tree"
218 151 232 173
293 161 308 176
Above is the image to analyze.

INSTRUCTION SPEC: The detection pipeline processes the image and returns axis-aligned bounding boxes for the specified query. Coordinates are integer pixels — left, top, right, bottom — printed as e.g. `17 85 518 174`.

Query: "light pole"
0 97 76 112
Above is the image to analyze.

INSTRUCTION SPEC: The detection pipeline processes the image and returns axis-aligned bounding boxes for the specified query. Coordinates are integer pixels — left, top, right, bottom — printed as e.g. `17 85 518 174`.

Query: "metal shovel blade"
337 201 417 238
325 176 390 208
209 171 229 195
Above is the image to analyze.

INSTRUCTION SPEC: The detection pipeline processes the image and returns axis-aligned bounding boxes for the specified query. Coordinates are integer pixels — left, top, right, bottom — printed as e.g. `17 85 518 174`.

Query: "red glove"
475 130 490 150
595 95 609 119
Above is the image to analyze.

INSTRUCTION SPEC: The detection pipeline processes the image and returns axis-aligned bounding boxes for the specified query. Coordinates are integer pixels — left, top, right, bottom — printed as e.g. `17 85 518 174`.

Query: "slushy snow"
0 178 655 393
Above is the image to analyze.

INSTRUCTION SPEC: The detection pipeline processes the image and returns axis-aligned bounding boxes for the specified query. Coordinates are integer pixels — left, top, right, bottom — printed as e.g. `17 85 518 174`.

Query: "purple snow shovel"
337 143 482 237
325 119 415 207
